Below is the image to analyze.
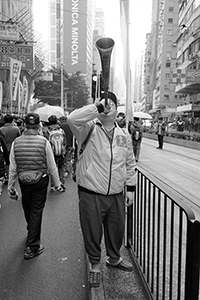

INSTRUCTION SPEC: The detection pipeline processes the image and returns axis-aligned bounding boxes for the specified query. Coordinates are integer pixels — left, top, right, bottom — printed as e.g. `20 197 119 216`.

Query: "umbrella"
133 112 153 120
34 105 64 122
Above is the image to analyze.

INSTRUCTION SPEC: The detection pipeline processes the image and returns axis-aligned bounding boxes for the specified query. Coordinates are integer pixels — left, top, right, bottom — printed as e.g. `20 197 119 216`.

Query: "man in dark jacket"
0 114 21 153
8 113 64 259
0 114 21 183
59 116 73 177
130 117 143 162
155 116 166 149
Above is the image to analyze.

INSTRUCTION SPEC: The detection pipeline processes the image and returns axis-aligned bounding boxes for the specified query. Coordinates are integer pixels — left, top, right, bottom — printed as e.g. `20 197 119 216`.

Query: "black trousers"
19 175 49 250
158 134 164 149
78 189 125 265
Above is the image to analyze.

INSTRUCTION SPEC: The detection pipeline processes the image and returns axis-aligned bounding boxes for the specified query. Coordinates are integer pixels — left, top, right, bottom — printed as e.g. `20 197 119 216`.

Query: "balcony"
175 69 200 94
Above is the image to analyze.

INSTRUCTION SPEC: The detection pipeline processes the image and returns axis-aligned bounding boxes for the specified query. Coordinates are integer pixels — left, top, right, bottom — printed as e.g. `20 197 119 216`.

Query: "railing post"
185 220 200 300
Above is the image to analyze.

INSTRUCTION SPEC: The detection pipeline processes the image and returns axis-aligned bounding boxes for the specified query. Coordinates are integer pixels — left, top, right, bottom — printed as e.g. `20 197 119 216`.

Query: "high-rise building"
149 0 181 117
143 33 152 112
49 0 94 91
0 0 35 113
174 0 200 116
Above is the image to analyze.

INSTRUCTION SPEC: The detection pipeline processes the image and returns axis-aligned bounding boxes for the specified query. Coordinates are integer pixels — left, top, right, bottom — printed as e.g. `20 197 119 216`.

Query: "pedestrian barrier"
126 166 200 300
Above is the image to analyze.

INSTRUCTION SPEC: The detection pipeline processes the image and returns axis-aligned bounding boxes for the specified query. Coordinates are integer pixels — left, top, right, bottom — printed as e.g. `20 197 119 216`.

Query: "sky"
33 0 152 62
95 0 152 61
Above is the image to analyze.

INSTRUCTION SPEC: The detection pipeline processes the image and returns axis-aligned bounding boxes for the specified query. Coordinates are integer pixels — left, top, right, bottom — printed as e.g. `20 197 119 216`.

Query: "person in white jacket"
67 92 136 288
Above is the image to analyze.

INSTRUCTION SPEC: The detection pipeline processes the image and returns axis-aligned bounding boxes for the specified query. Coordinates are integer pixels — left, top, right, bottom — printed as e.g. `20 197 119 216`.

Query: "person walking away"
67 91 136 288
7 113 64 259
0 114 21 153
16 118 25 134
0 114 21 183
130 117 143 162
177 117 184 132
155 116 166 149
0 135 9 198
59 116 74 177
47 115 67 190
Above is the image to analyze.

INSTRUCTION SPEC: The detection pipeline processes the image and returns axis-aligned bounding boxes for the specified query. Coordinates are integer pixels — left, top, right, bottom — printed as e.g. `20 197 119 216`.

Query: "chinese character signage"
0 24 20 41
0 44 33 70
10 58 22 101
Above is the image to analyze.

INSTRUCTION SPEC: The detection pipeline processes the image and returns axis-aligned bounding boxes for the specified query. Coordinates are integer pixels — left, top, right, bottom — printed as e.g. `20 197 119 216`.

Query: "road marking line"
176 159 200 169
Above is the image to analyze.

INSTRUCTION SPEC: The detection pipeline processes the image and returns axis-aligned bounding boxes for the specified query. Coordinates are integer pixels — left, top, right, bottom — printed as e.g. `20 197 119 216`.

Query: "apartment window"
167 30 173 35
164 84 169 89
51 27 56 38
168 18 173 23
166 62 171 67
51 40 56 50
167 41 172 47
51 1 56 13
51 15 56 26
56 3 61 19
166 52 171 60
169 6 173 12
164 94 169 99
57 43 61 58
165 73 170 78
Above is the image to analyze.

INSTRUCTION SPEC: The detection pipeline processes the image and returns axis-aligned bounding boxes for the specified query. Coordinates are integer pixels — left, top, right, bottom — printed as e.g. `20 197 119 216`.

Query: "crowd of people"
0 95 151 288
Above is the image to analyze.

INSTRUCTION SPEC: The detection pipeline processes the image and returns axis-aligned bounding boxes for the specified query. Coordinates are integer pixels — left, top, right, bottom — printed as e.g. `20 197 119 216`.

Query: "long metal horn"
96 37 115 106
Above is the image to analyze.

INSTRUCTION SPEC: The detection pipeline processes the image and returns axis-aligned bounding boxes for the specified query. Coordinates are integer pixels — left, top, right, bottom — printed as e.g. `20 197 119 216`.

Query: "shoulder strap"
79 123 95 155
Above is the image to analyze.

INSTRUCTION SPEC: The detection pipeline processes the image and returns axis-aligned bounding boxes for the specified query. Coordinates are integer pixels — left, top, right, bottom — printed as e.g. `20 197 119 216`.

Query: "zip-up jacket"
67 104 136 195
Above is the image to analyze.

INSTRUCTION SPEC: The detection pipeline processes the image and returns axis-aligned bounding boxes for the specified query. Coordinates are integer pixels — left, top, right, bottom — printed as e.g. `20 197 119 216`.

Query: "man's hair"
26 123 39 130
48 115 58 125
4 114 13 123
134 117 139 121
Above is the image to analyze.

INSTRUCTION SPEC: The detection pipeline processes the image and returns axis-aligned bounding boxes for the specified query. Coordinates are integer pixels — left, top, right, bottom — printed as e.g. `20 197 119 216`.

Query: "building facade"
0 0 35 114
49 0 94 93
174 0 200 117
148 0 184 119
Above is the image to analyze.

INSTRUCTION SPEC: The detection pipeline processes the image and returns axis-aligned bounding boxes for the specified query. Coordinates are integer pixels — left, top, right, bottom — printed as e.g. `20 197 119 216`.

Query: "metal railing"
126 166 200 300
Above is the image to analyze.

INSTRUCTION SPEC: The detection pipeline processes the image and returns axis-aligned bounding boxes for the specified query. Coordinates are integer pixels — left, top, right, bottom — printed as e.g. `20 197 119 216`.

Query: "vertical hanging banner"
10 57 22 102
0 82 3 111
18 80 24 114
22 76 28 108
120 0 132 123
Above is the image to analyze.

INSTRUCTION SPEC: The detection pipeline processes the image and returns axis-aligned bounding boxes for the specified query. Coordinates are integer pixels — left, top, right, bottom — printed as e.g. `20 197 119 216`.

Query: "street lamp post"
61 63 64 109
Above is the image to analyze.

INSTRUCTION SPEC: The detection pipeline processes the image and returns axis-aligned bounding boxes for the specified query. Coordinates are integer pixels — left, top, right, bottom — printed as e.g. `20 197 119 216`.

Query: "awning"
175 83 200 94
176 104 192 112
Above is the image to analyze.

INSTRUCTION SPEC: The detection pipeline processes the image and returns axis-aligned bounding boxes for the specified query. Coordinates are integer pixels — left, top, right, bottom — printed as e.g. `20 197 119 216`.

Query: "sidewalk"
88 240 150 300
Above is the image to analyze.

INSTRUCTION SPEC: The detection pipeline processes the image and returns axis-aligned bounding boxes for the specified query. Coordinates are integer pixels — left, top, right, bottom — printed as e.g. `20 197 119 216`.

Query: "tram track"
139 142 200 214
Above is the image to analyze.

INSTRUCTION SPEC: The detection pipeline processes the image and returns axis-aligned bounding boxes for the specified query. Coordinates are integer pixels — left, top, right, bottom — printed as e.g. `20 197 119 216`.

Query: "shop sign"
0 24 20 41
0 43 33 70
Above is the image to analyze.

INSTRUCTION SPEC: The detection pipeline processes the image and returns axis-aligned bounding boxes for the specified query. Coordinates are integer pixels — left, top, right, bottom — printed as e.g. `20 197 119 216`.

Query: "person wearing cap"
67 91 136 288
7 113 64 259
155 116 166 149
116 112 126 128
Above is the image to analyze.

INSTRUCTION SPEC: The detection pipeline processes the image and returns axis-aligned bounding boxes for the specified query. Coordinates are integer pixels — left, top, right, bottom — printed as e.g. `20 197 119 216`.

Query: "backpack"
48 128 66 157
72 123 95 182
132 127 141 141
